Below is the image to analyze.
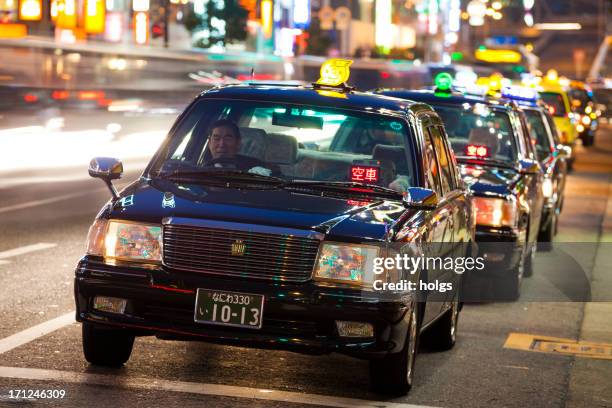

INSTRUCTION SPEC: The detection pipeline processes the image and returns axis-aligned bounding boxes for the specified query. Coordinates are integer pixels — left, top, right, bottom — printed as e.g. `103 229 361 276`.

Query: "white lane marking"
0 179 134 215
0 365 434 408
0 243 58 260
0 191 94 215
0 313 74 354
0 161 149 189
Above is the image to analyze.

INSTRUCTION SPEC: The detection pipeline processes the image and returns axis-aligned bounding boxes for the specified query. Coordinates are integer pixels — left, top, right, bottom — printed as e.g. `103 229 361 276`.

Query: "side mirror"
89 157 123 200
556 144 571 159
404 187 438 210
519 158 541 175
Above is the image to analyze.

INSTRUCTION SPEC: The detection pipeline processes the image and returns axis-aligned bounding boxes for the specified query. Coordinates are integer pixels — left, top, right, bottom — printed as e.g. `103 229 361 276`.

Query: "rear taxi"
538 70 578 166
375 76 544 300
568 80 599 146
501 86 569 247
75 59 473 396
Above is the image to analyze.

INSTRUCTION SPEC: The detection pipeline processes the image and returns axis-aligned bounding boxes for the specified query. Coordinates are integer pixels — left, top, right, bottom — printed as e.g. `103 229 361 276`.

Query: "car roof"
197 84 430 117
375 88 515 110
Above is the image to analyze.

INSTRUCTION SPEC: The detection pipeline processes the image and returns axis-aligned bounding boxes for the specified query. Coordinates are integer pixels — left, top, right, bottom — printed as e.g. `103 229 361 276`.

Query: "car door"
422 120 455 323
416 117 448 326
429 124 467 306
517 110 545 243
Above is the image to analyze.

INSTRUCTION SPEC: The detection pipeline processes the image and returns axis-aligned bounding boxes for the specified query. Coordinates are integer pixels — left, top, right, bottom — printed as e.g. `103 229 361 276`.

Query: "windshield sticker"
162 192 176 209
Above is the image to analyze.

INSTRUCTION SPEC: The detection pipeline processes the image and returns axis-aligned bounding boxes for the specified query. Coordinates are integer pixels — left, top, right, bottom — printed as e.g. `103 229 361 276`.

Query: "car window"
422 124 442 196
151 100 417 193
428 126 452 195
518 112 536 160
438 125 458 189
435 103 518 163
543 112 561 145
524 110 552 161
540 92 567 117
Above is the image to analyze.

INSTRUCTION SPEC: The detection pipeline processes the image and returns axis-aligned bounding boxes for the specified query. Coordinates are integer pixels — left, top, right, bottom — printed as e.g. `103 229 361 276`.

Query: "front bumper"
74 258 412 359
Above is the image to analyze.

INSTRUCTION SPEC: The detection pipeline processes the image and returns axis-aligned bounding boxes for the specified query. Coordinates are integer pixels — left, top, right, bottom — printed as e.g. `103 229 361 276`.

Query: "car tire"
82 322 135 367
421 289 459 351
498 248 524 301
523 242 536 277
370 303 420 396
538 213 555 252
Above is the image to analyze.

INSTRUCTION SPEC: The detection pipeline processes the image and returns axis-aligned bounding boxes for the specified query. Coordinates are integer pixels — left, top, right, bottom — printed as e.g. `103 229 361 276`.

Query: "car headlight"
581 115 591 125
86 219 162 263
313 242 380 286
472 197 517 228
542 177 554 199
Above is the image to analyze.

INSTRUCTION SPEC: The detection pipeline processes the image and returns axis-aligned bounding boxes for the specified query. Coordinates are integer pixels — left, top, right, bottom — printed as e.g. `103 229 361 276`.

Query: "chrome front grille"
163 224 320 282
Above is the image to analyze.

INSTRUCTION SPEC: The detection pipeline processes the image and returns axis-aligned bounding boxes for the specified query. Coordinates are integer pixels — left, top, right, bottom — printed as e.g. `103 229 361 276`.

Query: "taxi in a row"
76 59 473 395
375 77 546 300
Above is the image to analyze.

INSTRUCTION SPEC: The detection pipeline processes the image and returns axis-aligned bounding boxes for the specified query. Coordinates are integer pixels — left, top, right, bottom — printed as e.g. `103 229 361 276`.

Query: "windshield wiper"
157 169 284 185
282 180 403 198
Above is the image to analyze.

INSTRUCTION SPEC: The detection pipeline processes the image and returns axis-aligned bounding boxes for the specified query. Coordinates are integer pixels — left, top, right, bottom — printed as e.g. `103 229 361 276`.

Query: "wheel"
370 303 420 396
523 242 536 277
421 289 459 351
498 248 525 301
82 322 135 367
537 212 555 252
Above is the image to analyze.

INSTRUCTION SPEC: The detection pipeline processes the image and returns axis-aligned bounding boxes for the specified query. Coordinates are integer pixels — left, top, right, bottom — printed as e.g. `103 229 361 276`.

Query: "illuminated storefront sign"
133 11 148 44
132 0 149 12
104 11 122 42
292 0 309 27
261 0 272 38
374 0 392 50
57 0 78 29
239 0 256 20
85 0 105 34
19 0 42 21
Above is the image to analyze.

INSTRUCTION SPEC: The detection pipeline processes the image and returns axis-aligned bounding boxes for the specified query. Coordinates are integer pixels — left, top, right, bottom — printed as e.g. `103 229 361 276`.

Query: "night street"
1 0 611 405
0 105 610 407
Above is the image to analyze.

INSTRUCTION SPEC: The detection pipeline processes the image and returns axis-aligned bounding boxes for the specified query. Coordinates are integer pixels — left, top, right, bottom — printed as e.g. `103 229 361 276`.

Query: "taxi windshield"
150 99 416 192
433 103 518 163
540 92 567 117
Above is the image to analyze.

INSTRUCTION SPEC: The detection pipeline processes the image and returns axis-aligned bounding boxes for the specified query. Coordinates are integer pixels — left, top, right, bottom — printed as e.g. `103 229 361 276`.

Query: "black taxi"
376 77 544 300
501 86 568 248
76 60 473 395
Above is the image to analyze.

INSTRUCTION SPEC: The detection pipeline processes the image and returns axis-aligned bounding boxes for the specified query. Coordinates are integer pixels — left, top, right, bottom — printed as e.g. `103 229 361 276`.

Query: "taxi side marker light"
504 332 612 360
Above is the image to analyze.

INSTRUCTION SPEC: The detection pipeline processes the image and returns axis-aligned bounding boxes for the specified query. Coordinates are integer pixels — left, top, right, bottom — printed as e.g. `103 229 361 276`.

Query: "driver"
204 119 269 173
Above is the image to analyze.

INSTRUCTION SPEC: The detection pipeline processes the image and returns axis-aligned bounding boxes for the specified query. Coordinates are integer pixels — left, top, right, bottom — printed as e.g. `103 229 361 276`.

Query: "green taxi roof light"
434 72 453 92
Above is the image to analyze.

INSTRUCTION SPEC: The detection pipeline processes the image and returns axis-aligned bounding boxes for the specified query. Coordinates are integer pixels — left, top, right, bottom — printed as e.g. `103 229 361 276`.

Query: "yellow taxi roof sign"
316 58 353 87
474 48 522 64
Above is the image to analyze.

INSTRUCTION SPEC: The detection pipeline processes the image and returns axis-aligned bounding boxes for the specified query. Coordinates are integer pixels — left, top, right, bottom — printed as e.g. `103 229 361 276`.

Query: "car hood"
102 178 410 241
458 163 520 196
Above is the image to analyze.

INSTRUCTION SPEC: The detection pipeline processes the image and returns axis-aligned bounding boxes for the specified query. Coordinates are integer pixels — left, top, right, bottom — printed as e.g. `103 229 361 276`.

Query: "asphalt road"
0 107 611 407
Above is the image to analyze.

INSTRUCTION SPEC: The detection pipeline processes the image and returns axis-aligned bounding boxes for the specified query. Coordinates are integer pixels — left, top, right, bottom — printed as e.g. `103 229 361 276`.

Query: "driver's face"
209 126 240 159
